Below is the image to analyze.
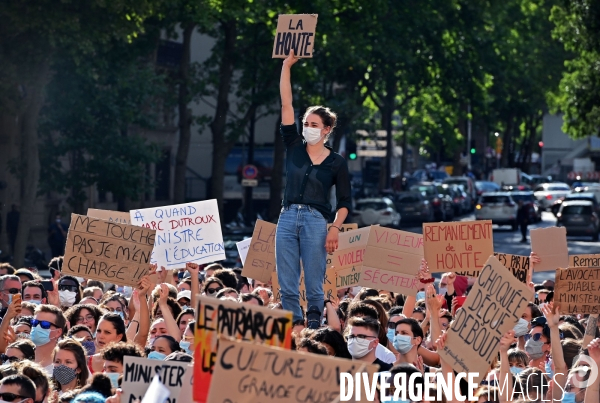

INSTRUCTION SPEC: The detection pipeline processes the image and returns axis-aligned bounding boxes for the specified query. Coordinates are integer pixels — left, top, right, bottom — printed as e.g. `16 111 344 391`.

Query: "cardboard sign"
438 255 533 383
241 220 276 282
207 337 378 403
63 214 155 286
424 221 493 273
130 200 224 269
272 14 318 58
569 254 600 268
332 226 371 289
336 266 361 289
530 227 568 271
121 355 189 403
455 253 530 284
87 208 131 225
554 267 600 314
193 296 293 402
271 266 337 307
236 238 251 266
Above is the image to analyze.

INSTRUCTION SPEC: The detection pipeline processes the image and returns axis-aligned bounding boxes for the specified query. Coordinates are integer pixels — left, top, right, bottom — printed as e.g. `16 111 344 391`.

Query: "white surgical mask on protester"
303 126 324 145
438 287 447 295
347 337 374 359
59 290 77 307
351 286 362 296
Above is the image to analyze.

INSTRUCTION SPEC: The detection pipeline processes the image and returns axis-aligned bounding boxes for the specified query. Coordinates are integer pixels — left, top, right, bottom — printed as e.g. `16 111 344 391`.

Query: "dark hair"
303 106 338 133
527 302 542 320
0 263 15 275
514 367 549 401
98 313 127 343
240 293 263 306
176 308 195 327
7 339 35 360
560 315 586 335
22 280 47 302
64 304 105 330
52 339 88 389
48 257 63 273
212 269 238 289
202 277 224 293
0 374 36 399
396 318 424 345
356 288 379 300
86 280 104 290
15 361 50 401
347 302 378 321
347 316 380 335
186 321 195 336
311 327 352 359
78 373 113 398
67 324 94 338
58 275 83 304
35 304 67 334
562 338 583 369
362 299 389 346
215 287 238 299
152 297 182 321
165 351 193 362
100 293 128 313
15 269 35 282
389 364 424 398
101 342 144 364
82 286 103 298
205 263 223 272
559 323 583 340
297 338 328 355
152 335 180 355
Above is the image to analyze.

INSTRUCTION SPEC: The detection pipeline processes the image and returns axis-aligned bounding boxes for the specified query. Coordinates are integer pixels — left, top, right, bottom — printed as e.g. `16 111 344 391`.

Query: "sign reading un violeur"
438 255 533 383
63 214 155 286
193 295 293 403
272 14 318 58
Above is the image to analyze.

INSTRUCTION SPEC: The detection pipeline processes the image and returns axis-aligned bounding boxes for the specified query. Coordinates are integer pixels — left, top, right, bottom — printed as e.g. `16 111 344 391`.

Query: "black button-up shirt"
281 123 352 220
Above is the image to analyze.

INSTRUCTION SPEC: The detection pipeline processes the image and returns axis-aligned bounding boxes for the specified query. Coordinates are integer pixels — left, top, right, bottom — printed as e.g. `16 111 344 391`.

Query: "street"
400 211 600 284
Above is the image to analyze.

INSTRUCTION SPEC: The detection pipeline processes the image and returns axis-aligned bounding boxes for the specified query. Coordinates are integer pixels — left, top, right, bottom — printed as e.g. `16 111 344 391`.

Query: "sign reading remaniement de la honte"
63 214 155 286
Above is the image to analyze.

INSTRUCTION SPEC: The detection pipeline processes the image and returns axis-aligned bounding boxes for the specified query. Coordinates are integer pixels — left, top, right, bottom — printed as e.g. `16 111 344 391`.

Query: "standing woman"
276 49 351 330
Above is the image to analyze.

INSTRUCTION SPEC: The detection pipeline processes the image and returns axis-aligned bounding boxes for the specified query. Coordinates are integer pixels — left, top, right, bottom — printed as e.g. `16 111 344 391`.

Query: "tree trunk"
13 59 51 267
269 115 284 222
210 20 237 215
501 115 514 168
173 23 195 204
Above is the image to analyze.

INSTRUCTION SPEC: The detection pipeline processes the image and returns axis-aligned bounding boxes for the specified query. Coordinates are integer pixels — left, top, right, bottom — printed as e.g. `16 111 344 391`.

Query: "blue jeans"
276 204 328 323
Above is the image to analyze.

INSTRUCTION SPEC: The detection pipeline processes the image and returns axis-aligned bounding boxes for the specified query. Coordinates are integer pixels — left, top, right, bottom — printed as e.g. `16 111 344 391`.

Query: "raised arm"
133 275 152 348
186 262 200 310
157 283 182 341
542 303 568 402
280 49 298 125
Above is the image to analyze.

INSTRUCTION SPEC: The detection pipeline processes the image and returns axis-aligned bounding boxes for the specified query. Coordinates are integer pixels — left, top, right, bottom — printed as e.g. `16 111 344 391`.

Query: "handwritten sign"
208 337 378 403
455 253 530 284
423 220 493 273
241 220 276 283
130 200 224 269
438 255 533 383
332 226 371 289
193 296 292 403
326 223 357 267
530 227 568 271
63 214 155 286
554 267 600 314
569 254 600 268
272 14 318 58
121 355 189 403
87 208 131 225
271 266 337 307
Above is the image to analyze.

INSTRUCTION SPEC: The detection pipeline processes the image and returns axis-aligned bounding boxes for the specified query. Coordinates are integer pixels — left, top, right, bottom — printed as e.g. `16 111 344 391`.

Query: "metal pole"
467 103 472 171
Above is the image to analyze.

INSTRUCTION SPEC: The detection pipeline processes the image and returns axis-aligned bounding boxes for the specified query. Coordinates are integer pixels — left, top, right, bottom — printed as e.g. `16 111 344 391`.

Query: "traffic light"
347 139 357 160
470 140 476 154
349 153 357 160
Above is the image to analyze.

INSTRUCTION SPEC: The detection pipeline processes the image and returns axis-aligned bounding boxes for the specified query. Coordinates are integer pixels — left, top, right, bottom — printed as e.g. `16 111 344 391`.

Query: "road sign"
242 165 258 180
241 179 258 187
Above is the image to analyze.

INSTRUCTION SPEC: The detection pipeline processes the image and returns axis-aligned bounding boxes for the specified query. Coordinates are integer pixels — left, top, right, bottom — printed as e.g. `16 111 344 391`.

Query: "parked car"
551 192 600 216
352 198 401 227
533 183 571 210
556 200 600 241
510 191 542 223
475 181 501 196
475 192 518 230
440 184 464 216
443 176 477 211
393 192 434 223
409 182 454 221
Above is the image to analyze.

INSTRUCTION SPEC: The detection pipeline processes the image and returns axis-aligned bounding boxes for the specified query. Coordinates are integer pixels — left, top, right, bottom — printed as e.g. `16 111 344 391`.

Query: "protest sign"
438 255 533 383
271 266 337 307
530 227 568 271
193 296 293 402
326 223 357 266
554 267 600 314
236 238 251 266
87 208 131 225
423 221 493 273
121 355 189 403
241 220 276 283
179 364 193 403
130 200 224 269
63 214 154 286
336 266 361 289
332 226 371 289
272 14 318 58
569 254 600 268
208 337 378 403
455 253 530 284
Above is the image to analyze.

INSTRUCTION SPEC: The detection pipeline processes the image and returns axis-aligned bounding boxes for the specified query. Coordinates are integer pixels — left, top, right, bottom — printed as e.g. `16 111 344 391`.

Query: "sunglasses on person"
0 354 19 363
206 287 222 295
3 288 20 295
31 319 57 329
58 284 79 292
0 392 31 402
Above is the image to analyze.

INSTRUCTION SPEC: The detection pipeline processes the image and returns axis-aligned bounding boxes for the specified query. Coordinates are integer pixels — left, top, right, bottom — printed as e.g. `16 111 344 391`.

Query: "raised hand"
158 283 169 306
499 330 516 353
541 302 560 328
186 262 199 276
587 338 600 364
425 284 443 312
283 48 299 68
136 276 152 297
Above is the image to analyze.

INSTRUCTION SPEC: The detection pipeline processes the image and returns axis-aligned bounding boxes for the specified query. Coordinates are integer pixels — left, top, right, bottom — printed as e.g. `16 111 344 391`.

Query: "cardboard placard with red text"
332 226 371 289
423 220 493 273
530 227 568 271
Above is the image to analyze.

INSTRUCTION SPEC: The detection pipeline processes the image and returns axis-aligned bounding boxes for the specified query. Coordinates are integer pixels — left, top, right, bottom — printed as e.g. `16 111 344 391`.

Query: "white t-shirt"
375 344 396 364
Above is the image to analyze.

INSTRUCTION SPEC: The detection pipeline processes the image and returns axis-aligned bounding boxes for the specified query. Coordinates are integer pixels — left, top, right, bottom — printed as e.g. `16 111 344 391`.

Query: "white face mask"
59 290 77 307
347 337 374 359
303 126 324 145
351 286 362 296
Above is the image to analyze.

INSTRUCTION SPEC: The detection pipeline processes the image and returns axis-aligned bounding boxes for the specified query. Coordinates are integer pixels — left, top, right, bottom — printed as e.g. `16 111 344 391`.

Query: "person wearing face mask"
524 316 552 369
31 305 66 376
147 335 180 361
47 214 68 258
57 276 81 310
346 317 392 371
21 281 47 306
276 49 352 332
392 318 424 366
101 342 144 389
51 339 88 396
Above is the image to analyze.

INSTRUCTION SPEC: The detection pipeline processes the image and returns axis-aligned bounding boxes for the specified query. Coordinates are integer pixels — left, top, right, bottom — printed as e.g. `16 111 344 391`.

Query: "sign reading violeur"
63 214 155 286
438 255 533 383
